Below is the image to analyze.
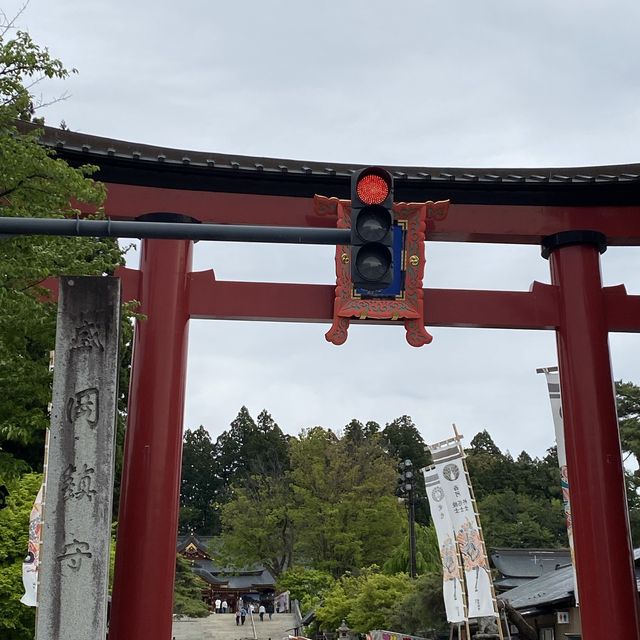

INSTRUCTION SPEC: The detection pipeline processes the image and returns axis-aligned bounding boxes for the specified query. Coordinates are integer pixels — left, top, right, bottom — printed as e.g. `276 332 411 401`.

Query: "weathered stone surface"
36 276 120 640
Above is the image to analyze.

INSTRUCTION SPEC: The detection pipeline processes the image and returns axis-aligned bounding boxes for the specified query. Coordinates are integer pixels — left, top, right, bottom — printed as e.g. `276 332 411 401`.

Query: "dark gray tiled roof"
494 576 535 590
192 567 228 586
503 548 640 610
491 548 572 579
501 564 575 609
193 561 275 589
34 123 640 186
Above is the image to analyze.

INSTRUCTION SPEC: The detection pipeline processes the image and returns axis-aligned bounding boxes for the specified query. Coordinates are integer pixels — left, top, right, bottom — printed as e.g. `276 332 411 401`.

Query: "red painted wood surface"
98 181 640 245
109 239 192 640
551 244 640 640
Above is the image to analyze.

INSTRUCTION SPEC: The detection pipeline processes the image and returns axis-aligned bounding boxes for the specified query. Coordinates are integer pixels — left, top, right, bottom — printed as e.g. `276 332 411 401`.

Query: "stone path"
172 611 297 640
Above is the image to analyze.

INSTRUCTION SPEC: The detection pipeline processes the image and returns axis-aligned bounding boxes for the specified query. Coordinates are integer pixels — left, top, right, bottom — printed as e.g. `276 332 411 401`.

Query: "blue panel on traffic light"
355 223 404 298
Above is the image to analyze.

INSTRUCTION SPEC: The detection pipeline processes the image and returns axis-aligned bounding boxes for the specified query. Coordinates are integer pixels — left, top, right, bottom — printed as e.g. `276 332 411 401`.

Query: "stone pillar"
36 276 121 640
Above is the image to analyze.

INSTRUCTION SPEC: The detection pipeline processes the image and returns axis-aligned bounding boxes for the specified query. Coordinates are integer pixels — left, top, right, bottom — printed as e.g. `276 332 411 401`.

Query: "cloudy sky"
10 0 640 458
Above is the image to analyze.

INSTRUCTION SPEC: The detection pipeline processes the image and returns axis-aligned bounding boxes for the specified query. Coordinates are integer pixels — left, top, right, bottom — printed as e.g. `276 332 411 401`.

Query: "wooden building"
177 533 276 611
500 548 640 639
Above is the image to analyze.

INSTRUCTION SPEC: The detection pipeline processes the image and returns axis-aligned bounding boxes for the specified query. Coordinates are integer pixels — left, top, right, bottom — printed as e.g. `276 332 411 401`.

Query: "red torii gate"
45 127 640 640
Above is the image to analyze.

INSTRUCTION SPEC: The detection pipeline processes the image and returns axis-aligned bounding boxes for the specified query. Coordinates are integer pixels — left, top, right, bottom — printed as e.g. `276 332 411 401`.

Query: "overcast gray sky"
11 0 640 458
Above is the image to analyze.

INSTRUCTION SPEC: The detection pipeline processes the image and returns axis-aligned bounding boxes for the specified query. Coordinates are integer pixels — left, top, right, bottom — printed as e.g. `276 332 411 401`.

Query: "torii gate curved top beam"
34 125 640 640
42 126 640 244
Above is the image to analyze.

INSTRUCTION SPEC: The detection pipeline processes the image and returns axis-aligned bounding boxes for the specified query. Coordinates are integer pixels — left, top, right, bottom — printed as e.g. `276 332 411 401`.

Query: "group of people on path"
213 597 273 625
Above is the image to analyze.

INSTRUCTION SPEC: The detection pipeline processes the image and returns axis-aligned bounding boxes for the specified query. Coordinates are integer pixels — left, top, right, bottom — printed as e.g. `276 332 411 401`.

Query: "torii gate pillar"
544 231 640 638
109 218 194 640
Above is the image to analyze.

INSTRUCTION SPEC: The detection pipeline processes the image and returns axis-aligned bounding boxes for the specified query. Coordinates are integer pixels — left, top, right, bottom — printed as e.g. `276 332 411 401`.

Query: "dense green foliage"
0 24 126 479
386 571 447 636
180 426 222 535
0 473 41 640
276 566 335 613
466 431 568 547
315 569 412 633
216 420 407 577
382 523 441 576
173 555 210 618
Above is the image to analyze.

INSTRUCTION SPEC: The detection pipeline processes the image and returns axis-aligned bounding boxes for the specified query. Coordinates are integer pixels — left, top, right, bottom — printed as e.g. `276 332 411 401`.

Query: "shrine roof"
176 533 216 556
34 123 640 206
194 560 276 589
503 548 640 611
491 547 572 579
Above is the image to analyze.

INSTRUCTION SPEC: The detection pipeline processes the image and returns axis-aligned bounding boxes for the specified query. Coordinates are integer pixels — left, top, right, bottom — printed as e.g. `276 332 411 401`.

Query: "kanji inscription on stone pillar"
36 276 120 640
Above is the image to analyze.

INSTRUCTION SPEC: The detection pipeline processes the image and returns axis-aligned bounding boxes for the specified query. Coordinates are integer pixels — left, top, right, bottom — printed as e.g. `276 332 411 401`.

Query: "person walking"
215 597 221 614
240 606 247 625
222 599 228 614
259 604 266 622
235 608 241 626
267 600 273 621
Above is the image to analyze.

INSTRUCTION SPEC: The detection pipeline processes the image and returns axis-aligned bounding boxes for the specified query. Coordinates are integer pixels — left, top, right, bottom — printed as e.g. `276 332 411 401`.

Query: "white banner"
423 466 466 623
429 440 495 619
20 484 43 607
539 366 578 604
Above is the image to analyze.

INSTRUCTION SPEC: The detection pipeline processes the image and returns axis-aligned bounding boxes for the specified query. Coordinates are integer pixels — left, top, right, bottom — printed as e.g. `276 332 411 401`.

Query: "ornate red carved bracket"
316 195 449 347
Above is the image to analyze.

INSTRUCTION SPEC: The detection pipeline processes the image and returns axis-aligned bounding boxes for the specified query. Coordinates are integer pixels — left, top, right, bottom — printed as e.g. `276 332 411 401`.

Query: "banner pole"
457 438 503 640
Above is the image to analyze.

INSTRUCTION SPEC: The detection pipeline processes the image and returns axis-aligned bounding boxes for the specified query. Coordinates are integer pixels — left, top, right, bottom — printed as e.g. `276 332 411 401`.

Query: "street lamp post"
398 459 417 579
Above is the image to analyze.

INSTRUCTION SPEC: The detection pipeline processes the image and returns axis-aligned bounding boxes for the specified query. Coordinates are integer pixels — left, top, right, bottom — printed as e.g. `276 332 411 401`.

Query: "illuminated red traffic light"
350 167 394 292
356 172 390 205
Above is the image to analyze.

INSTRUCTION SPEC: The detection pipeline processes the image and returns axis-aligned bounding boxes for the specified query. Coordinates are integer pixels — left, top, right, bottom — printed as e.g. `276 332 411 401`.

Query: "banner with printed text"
422 466 466 623
429 441 495 619
20 484 43 606
540 367 578 603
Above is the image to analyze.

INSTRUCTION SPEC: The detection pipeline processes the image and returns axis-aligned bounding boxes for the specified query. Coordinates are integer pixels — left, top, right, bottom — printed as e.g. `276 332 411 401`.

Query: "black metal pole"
0 216 351 245
408 487 417 579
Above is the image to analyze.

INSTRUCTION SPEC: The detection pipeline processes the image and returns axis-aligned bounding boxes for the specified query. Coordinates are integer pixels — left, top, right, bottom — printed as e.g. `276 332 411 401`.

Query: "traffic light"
350 167 394 292
397 459 414 498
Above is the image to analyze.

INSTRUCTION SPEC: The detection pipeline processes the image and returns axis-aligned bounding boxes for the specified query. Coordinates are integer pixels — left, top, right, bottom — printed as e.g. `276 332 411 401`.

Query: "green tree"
289 427 405 575
315 569 412 633
349 572 412 632
217 408 293 575
219 471 293 577
276 566 335 613
465 431 512 500
616 380 640 469
0 18 125 480
0 473 41 640
387 571 448 636
180 426 221 535
381 416 431 525
613 381 640 544
382 523 441 576
214 407 289 492
173 555 210 618
478 490 566 548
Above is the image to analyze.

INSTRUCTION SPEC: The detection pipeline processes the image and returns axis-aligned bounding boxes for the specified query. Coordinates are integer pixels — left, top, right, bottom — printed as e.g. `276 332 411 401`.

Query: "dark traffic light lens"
356 173 390 205
355 244 392 282
355 206 391 242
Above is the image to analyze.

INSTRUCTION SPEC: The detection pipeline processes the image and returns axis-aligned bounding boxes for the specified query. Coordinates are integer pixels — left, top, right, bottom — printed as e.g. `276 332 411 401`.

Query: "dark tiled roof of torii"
34 123 640 206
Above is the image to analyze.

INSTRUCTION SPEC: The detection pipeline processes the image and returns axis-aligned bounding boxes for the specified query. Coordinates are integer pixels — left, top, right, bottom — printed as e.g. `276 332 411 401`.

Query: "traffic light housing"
350 167 394 292
397 459 414 498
